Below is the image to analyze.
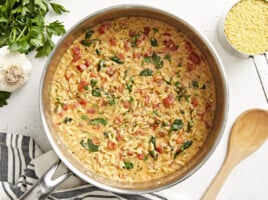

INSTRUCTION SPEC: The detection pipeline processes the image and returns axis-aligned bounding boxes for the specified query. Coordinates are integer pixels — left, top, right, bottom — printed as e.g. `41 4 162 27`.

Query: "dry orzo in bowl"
40 5 229 194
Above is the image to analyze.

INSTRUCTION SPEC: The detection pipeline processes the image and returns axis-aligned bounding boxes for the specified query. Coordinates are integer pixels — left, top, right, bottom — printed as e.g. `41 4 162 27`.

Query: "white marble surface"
1 0 268 199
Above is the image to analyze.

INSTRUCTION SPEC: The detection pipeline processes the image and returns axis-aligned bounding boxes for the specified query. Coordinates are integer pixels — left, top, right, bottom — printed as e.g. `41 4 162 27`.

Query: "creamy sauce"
50 17 216 182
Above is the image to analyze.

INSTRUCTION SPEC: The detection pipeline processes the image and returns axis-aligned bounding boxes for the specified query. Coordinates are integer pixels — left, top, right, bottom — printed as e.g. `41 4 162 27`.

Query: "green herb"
164 77 172 85
143 56 151 63
149 150 158 160
98 60 106 71
152 53 164 69
0 0 68 57
85 30 94 39
90 79 97 88
153 110 159 116
180 140 193 151
139 68 153 76
171 119 183 131
150 38 158 46
90 118 107 126
129 96 134 103
191 80 199 88
63 117 73 124
149 136 157 150
153 28 158 33
123 161 134 169
201 84 206 89
80 138 99 152
81 115 89 120
80 40 90 46
164 54 171 63
187 121 193 132
92 88 101 97
95 49 100 55
80 39 100 47
0 91 11 107
126 83 133 93
111 56 124 64
103 132 109 138
131 33 140 47
108 99 116 106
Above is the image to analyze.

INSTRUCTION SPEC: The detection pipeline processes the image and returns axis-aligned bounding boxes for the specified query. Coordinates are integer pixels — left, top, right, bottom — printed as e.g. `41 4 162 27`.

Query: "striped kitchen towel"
0 132 181 200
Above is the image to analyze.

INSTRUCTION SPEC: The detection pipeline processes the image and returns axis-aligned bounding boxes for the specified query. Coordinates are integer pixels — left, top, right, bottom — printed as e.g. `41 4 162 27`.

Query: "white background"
1 0 268 199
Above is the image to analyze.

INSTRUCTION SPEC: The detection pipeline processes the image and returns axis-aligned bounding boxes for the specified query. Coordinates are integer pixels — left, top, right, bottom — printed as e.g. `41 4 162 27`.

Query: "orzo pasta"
50 17 216 182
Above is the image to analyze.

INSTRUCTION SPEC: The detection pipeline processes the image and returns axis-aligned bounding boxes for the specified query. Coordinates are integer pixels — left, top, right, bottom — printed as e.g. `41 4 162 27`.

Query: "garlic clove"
0 46 32 92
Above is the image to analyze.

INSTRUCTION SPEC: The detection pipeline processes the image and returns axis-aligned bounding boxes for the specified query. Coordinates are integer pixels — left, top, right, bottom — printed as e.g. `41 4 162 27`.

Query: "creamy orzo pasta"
50 17 216 182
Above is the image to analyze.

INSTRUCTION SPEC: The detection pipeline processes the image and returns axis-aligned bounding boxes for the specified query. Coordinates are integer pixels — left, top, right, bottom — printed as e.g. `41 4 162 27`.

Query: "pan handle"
19 160 72 200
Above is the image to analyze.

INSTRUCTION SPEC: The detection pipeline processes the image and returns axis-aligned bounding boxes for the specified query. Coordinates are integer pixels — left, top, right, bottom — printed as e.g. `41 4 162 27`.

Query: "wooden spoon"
202 109 268 200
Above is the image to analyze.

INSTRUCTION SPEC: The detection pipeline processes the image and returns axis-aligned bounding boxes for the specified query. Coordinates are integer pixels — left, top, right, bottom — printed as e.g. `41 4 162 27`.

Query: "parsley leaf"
0 91 11 107
0 0 68 57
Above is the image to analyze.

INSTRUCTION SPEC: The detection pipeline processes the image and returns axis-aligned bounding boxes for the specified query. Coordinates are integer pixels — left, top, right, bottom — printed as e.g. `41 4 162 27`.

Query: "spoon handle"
201 154 237 200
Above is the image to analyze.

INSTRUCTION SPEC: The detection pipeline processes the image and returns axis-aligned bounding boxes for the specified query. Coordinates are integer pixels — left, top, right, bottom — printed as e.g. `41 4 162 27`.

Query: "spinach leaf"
171 119 183 131
139 68 153 76
80 138 99 152
90 118 107 126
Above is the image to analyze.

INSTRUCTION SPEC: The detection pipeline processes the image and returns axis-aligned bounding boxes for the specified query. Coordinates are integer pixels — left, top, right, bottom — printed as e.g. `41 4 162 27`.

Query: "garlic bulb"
0 46 32 92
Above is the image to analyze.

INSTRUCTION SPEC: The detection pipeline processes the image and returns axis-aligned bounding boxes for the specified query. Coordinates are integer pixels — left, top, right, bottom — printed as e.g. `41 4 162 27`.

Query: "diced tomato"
109 37 116 46
106 67 116 77
185 41 193 52
124 40 131 51
151 123 159 131
90 73 97 78
143 26 150 36
205 102 211 112
98 23 110 34
176 138 185 144
123 101 131 109
107 141 116 150
187 63 195 71
114 116 122 125
78 80 88 92
62 103 68 110
87 109 96 114
92 138 100 145
163 94 175 108
152 76 162 84
129 30 136 37
137 153 145 160
71 46 81 62
153 103 161 109
133 130 145 135
77 64 88 72
116 131 123 141
197 112 205 120
84 59 90 67
133 52 141 59
158 131 165 137
188 52 201 65
78 99 87 106
156 146 164 154
144 95 150 106
64 73 73 81
127 151 133 156
163 32 171 36
117 53 124 60
71 46 80 55
163 39 178 51
191 96 199 107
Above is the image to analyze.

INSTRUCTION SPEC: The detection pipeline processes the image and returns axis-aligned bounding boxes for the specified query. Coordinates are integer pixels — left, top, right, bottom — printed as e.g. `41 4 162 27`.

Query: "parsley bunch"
0 0 68 57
